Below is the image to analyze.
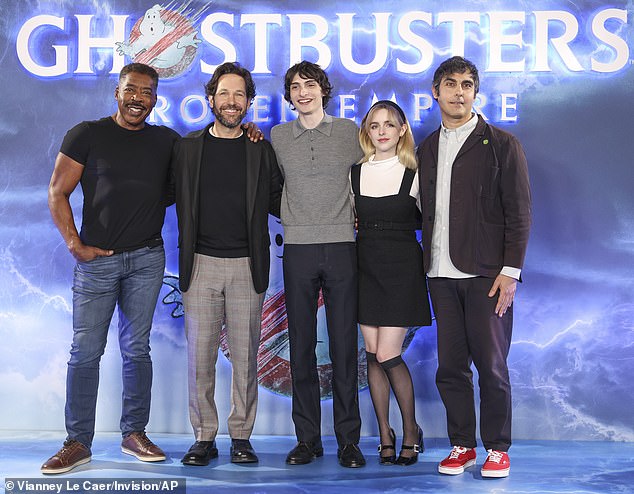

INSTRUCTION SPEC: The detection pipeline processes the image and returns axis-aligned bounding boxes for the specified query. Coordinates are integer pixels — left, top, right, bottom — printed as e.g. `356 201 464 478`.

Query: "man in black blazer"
173 62 282 466
417 57 531 479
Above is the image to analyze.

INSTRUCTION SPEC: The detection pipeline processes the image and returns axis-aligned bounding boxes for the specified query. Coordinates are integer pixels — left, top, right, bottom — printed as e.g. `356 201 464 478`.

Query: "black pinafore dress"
351 164 431 327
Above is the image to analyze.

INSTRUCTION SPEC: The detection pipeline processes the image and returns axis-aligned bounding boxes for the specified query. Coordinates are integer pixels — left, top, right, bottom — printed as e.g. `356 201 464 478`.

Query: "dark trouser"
428 277 513 452
283 242 361 447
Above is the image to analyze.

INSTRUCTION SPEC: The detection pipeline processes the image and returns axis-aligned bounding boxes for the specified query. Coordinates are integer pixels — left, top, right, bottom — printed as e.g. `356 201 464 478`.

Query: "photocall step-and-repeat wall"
1 0 633 441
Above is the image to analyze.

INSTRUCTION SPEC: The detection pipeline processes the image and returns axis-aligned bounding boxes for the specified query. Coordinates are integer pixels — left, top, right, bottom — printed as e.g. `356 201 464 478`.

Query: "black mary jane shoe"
378 428 397 465
396 426 424 466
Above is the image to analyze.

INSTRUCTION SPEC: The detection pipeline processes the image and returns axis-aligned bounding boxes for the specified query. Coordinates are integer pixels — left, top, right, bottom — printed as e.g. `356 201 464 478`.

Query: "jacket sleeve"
265 141 283 218
496 130 532 270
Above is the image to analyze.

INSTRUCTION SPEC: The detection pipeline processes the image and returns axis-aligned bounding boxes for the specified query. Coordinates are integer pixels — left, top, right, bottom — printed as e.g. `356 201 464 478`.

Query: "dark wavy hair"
283 60 333 109
432 56 480 95
119 63 159 88
204 62 256 100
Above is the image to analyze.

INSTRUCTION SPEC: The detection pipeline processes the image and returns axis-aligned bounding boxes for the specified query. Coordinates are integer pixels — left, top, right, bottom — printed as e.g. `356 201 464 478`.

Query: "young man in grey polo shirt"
270 61 365 468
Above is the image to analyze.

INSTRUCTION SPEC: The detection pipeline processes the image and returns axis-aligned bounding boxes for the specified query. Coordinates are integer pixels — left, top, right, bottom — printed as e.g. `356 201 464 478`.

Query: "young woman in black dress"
351 101 431 465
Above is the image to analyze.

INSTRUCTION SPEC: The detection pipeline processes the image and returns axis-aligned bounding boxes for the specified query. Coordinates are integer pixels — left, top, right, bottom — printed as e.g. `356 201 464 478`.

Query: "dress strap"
398 167 416 196
350 164 362 195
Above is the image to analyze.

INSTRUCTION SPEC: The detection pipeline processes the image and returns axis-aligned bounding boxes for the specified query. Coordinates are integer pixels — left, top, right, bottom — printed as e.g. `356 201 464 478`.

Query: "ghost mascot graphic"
116 3 201 78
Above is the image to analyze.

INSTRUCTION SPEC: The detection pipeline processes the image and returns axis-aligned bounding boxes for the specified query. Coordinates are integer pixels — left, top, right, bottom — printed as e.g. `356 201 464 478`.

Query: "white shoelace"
449 446 469 459
486 449 505 464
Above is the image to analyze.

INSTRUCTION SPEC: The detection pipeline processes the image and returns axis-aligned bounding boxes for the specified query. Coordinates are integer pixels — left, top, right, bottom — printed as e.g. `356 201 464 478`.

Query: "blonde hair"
358 101 417 170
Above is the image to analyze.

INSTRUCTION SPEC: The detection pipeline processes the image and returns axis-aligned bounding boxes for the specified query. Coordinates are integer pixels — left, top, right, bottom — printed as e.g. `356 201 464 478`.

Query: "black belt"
111 237 163 254
357 220 419 231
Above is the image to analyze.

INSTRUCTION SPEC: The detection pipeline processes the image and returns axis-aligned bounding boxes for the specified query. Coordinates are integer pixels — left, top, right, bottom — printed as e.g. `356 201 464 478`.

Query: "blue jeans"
65 245 165 449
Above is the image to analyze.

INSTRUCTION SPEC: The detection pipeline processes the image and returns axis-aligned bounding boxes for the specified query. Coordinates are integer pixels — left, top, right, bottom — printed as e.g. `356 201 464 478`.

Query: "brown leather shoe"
121 432 166 462
41 439 91 474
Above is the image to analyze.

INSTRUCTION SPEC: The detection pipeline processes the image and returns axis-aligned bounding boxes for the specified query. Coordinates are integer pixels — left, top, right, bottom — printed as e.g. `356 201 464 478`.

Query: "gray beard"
212 107 246 129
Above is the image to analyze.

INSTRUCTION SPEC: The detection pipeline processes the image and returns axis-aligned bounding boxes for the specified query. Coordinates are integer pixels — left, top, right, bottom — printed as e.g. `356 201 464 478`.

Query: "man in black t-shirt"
173 62 282 466
42 63 179 474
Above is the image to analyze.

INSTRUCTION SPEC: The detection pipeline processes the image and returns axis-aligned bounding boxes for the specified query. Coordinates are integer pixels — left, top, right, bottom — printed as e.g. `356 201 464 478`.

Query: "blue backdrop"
1 0 633 442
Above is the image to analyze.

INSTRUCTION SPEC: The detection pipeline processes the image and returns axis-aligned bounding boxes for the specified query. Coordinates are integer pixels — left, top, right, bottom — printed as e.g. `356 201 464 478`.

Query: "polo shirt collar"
292 112 334 138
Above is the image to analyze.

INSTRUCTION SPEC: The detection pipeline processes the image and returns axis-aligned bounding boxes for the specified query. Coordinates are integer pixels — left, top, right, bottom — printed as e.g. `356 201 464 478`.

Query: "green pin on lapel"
483 139 489 144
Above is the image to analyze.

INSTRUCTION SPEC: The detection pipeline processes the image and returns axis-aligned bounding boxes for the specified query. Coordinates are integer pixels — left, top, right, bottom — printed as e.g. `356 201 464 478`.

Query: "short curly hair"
204 62 256 100
283 60 333 109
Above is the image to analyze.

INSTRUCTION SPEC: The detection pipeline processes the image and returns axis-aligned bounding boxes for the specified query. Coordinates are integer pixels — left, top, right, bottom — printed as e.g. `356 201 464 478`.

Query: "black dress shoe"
285 441 324 465
337 444 366 468
378 428 397 465
230 439 258 464
396 425 424 466
181 441 218 466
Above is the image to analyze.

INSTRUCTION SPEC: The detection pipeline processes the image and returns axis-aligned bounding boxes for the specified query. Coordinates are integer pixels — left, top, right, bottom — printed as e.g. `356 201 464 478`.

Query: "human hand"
242 122 264 142
488 274 517 317
68 236 114 262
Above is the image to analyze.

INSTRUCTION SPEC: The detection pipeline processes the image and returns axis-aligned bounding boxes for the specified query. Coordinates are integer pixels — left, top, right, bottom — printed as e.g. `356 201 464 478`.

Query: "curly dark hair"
283 60 333 109
204 62 256 100
432 56 480 95
119 63 159 88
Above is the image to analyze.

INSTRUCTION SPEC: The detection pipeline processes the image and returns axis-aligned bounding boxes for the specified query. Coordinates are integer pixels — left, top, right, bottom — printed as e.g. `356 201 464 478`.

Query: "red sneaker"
481 449 510 478
438 446 476 475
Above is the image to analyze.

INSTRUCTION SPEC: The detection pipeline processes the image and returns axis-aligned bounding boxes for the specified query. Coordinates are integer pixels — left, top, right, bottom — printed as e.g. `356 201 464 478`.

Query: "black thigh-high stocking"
381 355 419 458
366 352 394 457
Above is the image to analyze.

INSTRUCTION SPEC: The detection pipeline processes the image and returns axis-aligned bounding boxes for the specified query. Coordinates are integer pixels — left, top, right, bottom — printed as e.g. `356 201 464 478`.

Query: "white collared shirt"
428 114 478 278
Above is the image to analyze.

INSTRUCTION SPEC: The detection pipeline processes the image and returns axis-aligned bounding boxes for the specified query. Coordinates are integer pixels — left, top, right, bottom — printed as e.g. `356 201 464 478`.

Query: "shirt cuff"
501 266 521 280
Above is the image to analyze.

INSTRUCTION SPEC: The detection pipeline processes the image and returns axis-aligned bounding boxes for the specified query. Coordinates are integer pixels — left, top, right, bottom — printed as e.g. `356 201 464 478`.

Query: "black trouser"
283 242 361 447
428 277 513 452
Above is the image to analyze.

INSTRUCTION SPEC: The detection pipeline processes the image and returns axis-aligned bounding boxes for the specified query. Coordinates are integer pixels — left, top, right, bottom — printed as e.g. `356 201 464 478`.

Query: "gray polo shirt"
271 113 363 244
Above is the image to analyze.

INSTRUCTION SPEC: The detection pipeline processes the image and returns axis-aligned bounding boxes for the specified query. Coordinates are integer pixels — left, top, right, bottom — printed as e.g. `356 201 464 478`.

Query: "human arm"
488 131 531 316
48 152 113 262
497 131 531 271
242 122 264 142
163 131 182 207
268 145 284 218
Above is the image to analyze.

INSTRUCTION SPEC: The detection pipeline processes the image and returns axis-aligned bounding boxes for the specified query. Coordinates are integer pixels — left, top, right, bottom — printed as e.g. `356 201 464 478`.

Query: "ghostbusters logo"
116 3 201 79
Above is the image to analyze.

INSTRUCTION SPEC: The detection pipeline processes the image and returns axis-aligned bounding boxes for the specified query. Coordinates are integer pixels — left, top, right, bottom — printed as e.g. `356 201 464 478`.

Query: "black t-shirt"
196 132 248 257
60 117 179 251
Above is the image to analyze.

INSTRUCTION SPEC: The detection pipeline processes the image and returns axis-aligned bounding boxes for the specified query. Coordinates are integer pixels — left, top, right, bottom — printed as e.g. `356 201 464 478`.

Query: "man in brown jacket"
417 56 531 479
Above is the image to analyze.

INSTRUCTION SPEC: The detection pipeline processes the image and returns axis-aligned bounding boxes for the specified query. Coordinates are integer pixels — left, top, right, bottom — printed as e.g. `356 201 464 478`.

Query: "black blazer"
173 124 283 293
417 115 531 278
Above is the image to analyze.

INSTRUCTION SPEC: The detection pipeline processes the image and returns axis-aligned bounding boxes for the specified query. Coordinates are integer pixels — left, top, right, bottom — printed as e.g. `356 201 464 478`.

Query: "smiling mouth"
127 104 146 115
